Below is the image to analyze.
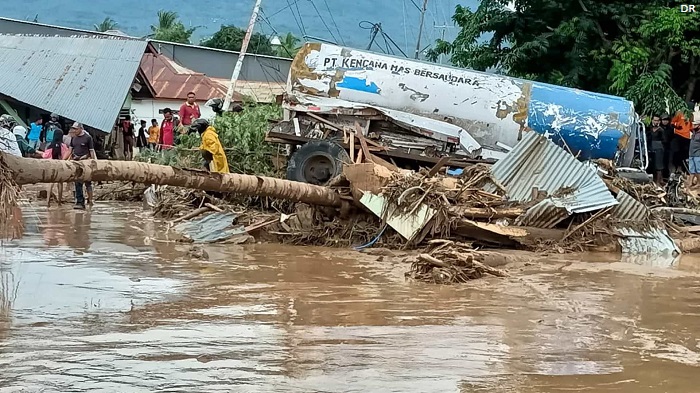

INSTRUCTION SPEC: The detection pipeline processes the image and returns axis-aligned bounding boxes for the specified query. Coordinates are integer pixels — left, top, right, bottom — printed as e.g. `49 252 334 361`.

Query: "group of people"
647 112 700 185
120 92 203 159
0 113 96 209
0 90 229 210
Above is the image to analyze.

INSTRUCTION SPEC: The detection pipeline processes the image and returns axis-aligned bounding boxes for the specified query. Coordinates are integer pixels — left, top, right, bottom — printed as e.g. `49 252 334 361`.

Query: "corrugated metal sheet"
514 199 570 228
173 212 245 243
0 34 147 133
617 227 679 255
610 190 649 221
488 131 618 213
141 53 237 101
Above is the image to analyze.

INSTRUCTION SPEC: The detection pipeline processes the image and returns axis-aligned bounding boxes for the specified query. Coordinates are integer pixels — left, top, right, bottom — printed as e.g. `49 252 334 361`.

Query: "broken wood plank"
355 122 373 164
368 153 399 172
418 254 449 268
349 129 355 162
448 206 525 219
679 225 700 233
426 156 451 178
355 149 364 164
171 206 211 224
205 203 224 212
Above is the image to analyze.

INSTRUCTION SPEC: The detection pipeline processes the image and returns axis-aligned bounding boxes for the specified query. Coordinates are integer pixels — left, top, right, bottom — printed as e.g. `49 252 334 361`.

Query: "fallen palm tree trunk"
0 153 343 207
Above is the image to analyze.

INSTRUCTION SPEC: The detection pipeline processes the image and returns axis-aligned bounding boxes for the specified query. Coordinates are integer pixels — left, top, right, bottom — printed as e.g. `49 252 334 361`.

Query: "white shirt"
0 126 21 157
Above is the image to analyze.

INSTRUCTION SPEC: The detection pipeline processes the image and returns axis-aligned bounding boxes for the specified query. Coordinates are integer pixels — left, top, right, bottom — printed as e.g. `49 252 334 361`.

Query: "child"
44 130 70 206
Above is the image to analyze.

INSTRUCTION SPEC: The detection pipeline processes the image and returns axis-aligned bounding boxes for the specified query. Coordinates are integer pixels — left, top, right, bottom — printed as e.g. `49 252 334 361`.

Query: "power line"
322 0 345 45
284 0 305 37
266 0 301 18
258 10 296 58
308 0 339 44
293 0 307 36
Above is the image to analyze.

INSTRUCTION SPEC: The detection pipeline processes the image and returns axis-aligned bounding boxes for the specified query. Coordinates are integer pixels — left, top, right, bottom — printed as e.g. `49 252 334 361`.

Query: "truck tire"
286 140 351 185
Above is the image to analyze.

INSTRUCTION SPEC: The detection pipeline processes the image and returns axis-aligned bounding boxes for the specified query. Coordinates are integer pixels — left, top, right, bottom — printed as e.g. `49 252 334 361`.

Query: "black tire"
286 140 351 185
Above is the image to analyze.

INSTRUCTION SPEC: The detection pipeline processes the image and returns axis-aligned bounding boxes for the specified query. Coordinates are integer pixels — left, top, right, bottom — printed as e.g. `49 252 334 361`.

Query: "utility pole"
414 0 428 59
223 0 262 111
433 23 454 64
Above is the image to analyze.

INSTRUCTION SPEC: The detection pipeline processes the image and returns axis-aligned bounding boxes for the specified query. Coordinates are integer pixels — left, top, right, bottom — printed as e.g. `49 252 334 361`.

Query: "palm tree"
150 10 179 34
94 17 118 32
276 33 301 58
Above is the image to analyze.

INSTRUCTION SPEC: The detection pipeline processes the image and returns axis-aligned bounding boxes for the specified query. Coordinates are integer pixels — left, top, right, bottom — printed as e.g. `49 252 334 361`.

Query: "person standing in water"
46 130 70 206
68 122 96 210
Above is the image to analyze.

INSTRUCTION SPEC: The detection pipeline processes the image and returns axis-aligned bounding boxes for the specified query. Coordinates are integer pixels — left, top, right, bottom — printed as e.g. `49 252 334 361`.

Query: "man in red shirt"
179 91 201 126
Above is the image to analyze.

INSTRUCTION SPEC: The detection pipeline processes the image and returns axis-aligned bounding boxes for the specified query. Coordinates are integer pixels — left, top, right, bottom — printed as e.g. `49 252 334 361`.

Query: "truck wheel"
286 140 351 185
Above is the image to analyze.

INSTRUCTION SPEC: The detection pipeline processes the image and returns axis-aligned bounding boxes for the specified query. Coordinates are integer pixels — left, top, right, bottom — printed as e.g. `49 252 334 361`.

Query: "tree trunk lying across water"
1 153 343 207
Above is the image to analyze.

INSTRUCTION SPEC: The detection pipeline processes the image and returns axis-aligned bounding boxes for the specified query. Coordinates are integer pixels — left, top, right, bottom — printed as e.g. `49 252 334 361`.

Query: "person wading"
68 122 96 210
179 91 201 127
45 129 70 207
159 108 175 149
649 114 666 184
191 118 229 173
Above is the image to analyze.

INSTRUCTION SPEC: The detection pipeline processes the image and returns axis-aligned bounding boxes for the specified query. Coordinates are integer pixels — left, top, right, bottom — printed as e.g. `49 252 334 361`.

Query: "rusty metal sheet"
0 34 147 133
488 131 618 214
140 53 234 101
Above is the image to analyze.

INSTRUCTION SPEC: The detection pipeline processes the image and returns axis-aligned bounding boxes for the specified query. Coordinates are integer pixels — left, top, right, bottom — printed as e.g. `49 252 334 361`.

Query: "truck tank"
287 43 644 166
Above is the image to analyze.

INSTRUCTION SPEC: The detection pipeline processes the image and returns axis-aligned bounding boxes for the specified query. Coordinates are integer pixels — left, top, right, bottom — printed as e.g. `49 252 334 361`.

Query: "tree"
94 17 118 32
149 10 196 44
0 153 343 208
201 25 275 56
427 1 697 117
276 33 301 58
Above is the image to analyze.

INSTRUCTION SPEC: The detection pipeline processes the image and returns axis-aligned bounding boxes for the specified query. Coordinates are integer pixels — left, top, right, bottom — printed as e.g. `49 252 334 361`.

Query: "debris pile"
407 240 508 284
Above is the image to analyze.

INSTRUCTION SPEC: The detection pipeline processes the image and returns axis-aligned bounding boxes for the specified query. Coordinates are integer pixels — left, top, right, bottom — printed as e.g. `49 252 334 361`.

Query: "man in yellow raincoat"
190 118 229 173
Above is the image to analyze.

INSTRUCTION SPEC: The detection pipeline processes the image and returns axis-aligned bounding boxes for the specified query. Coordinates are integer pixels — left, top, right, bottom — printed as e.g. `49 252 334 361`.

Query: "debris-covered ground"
6 133 700 284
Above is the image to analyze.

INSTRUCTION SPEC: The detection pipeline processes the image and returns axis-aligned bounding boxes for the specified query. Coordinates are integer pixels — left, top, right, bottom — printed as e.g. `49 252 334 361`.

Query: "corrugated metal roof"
514 199 570 228
617 227 679 255
173 212 246 243
140 53 238 101
611 190 650 222
487 131 618 213
0 34 147 133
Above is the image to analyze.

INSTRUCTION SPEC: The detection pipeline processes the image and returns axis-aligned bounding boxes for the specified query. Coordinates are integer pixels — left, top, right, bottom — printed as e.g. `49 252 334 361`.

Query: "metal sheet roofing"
0 34 148 133
611 190 650 222
140 53 239 102
211 78 285 104
487 131 618 214
617 227 679 255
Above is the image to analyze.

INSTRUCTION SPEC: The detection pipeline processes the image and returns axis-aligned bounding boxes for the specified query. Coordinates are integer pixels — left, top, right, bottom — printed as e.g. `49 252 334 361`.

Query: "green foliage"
149 10 196 44
201 25 275 56
428 1 700 117
138 105 282 176
275 33 302 58
94 17 117 32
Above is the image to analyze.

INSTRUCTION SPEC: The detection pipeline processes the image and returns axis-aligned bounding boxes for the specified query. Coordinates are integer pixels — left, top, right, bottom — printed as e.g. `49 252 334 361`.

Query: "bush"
137 104 282 176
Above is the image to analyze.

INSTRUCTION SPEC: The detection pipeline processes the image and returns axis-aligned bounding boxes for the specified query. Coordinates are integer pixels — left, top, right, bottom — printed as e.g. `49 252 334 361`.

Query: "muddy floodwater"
2 202 700 392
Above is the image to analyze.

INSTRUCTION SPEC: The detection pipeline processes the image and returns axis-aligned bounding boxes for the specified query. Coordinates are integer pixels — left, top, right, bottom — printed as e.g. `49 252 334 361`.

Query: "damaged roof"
140 53 241 102
0 34 149 133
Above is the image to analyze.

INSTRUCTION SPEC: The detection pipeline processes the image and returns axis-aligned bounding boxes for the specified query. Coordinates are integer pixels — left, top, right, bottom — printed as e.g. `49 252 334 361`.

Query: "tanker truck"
267 42 648 185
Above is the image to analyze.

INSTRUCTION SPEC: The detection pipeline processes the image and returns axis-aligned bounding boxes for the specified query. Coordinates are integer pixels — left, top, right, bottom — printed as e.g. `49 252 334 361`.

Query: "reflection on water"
0 203 699 392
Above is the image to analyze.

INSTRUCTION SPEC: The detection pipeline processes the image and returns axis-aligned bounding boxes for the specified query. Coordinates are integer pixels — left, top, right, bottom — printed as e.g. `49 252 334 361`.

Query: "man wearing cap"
68 122 96 209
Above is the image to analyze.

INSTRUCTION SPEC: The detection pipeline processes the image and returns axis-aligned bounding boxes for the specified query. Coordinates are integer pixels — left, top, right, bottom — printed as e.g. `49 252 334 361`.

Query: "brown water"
2 202 700 392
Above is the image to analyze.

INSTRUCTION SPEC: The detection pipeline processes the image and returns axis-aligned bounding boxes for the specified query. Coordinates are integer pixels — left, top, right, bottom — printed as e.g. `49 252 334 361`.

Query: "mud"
2 202 700 392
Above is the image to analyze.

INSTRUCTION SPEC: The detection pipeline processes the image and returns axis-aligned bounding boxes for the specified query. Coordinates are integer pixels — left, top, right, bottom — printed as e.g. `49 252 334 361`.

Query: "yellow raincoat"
200 126 229 173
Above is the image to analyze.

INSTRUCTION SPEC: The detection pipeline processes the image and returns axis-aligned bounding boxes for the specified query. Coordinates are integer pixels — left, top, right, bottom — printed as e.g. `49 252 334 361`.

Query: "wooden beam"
426 156 451 177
